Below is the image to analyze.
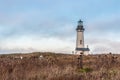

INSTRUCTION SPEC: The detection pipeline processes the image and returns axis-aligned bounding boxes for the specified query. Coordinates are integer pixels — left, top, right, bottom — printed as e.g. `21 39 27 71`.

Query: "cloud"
83 15 120 54
0 35 75 54
84 14 120 40
0 9 75 38
86 38 120 54
1 12 120 54
0 9 76 54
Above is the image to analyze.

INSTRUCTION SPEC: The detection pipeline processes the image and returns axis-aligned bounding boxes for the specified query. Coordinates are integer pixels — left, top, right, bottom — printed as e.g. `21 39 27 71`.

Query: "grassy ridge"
0 52 120 80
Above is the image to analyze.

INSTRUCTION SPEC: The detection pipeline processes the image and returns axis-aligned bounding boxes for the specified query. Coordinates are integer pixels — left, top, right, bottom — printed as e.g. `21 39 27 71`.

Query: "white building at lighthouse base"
75 48 90 55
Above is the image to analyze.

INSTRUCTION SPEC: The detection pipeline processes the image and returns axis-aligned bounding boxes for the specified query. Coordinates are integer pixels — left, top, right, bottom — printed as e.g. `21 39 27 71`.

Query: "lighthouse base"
75 48 90 55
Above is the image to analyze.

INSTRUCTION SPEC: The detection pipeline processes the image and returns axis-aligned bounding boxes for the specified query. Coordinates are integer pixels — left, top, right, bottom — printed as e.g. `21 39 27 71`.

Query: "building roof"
76 48 90 51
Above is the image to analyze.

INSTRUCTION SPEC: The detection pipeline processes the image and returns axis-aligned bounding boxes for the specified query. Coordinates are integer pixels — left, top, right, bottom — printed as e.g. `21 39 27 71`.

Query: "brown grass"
0 52 120 80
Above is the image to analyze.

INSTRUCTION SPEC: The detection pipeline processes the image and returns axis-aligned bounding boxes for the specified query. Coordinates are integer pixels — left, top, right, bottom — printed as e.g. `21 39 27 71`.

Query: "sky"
0 0 120 54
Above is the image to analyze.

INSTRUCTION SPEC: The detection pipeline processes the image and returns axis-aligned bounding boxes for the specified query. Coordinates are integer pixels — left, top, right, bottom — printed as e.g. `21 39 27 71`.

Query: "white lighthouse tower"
75 20 90 55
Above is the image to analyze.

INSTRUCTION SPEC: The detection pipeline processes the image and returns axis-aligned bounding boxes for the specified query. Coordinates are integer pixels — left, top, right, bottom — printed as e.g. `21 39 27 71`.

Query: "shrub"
77 68 93 73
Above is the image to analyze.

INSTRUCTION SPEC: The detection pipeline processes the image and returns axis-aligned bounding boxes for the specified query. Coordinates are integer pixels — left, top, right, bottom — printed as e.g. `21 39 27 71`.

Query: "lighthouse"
75 20 90 55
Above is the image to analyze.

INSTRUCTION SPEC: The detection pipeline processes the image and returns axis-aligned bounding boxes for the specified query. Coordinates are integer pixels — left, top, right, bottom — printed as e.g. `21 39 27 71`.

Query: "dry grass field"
0 52 120 80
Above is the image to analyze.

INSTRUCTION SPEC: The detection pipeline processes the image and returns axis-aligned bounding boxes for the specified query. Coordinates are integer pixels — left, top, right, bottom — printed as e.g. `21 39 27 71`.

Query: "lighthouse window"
80 40 82 44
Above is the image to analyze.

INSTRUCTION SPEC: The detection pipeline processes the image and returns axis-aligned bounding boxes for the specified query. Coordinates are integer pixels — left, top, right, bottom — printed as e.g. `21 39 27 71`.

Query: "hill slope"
0 52 120 80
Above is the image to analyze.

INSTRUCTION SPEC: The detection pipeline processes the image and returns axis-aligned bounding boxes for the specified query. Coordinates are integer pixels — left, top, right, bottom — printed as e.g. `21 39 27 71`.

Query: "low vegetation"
0 52 120 80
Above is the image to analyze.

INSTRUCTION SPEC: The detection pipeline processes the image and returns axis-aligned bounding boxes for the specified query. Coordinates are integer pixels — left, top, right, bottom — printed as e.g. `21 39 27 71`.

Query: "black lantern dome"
76 20 84 31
